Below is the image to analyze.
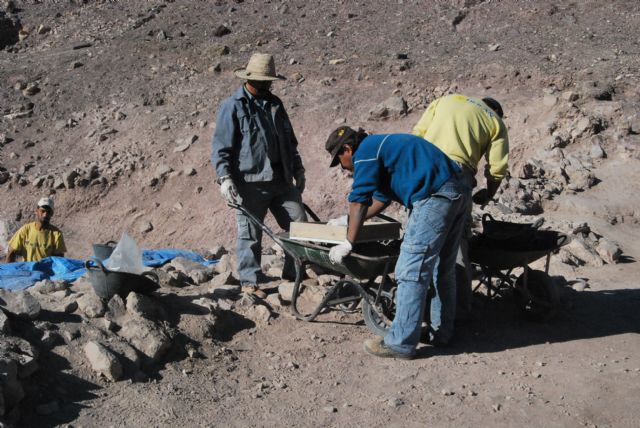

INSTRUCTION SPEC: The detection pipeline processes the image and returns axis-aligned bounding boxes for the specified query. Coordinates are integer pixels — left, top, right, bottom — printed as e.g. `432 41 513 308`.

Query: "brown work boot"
241 284 267 299
363 338 415 360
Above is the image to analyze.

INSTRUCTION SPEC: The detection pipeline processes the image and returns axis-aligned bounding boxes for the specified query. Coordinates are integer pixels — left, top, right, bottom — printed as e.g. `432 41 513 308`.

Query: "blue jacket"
349 134 460 208
211 86 304 184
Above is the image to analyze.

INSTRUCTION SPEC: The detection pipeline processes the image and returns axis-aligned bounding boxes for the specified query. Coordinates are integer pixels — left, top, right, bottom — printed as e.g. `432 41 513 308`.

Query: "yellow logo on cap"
338 129 345 137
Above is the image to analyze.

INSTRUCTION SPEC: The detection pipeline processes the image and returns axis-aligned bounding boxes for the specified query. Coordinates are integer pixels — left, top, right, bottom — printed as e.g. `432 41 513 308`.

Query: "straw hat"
234 53 285 81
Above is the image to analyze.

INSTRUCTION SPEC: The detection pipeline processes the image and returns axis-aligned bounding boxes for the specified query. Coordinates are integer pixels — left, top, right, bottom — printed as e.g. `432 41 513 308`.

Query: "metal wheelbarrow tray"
469 224 568 320
229 203 401 335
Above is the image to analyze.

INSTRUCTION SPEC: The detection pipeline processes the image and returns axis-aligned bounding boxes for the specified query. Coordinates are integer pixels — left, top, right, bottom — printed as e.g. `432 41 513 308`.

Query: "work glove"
295 171 306 194
220 177 243 205
329 240 352 264
327 215 348 226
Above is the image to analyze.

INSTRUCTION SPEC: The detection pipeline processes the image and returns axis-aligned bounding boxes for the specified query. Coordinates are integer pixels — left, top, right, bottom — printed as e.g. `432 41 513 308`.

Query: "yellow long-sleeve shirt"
412 94 509 181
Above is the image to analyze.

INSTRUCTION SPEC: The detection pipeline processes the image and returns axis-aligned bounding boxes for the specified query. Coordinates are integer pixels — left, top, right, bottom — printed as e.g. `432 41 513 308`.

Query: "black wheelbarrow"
228 203 401 336
85 257 160 300
469 214 568 320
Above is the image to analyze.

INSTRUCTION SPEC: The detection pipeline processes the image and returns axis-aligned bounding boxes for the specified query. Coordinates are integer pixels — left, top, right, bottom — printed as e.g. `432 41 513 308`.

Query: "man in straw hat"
324 127 470 359
5 196 66 262
211 53 307 298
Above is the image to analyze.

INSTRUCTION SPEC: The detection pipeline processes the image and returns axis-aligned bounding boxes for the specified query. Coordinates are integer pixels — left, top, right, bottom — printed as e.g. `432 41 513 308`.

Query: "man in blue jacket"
325 126 469 359
211 53 307 298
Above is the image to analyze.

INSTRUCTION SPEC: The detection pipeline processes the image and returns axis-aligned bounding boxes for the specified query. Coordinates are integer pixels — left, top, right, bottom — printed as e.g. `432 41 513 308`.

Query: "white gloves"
329 240 352 264
295 171 306 194
327 215 348 226
220 177 243 205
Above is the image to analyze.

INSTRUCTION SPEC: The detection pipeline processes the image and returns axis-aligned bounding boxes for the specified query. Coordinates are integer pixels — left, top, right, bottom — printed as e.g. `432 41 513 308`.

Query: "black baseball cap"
325 126 365 167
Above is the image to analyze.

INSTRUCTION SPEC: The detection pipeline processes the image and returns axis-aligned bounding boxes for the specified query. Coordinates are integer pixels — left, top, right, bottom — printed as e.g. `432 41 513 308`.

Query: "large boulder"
0 290 41 320
125 292 166 321
76 293 106 318
83 341 123 381
118 318 170 362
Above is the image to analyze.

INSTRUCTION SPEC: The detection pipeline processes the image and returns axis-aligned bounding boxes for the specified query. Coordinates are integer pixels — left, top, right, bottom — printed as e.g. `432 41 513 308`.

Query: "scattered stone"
245 305 272 324
119 318 170 362
563 238 605 267
36 25 51 35
278 281 295 302
265 293 281 308
210 271 239 288
22 83 40 96
136 220 152 234
76 293 106 318
84 341 123 381
561 91 579 102
170 256 206 274
0 290 41 320
329 58 345 65
0 311 9 334
487 43 501 51
106 294 127 321
213 25 231 37
32 279 68 294
368 96 407 120
322 406 337 413
126 292 165 320
388 397 404 407
596 239 622 264
192 297 219 314
571 279 588 291
589 142 606 159
190 269 212 285
106 339 141 376
214 254 235 274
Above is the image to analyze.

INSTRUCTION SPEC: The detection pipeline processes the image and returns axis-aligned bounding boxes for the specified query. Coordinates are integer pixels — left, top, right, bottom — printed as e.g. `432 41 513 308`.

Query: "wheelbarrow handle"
303 203 321 222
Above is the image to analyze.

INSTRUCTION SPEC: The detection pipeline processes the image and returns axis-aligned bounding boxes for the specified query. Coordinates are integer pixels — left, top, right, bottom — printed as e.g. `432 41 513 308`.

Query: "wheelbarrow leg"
289 258 345 322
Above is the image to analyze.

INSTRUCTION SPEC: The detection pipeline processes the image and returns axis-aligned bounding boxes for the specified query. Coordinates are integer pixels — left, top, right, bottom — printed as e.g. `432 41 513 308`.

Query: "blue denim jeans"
433 164 475 330
235 180 307 285
383 176 468 355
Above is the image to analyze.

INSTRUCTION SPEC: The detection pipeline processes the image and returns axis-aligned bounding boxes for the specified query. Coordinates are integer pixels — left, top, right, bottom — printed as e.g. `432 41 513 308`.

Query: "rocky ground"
0 0 639 427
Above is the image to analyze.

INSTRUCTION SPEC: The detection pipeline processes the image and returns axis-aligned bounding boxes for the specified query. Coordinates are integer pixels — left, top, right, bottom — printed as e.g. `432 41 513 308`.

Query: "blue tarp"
0 249 218 291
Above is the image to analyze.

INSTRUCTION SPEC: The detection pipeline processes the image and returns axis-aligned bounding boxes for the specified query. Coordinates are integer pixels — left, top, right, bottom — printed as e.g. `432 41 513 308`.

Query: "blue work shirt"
211 86 304 184
348 134 460 209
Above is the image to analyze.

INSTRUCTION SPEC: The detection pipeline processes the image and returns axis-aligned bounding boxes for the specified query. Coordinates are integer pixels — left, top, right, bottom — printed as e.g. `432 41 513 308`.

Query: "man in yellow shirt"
5 197 66 262
413 94 508 342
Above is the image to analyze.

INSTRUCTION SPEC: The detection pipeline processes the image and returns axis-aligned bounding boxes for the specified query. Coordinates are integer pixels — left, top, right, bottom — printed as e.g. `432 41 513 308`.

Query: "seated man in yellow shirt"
413 94 508 340
5 197 67 262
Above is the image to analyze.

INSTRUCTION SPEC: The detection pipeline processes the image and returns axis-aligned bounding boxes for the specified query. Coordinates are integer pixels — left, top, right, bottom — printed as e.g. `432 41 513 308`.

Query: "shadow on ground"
417 286 640 358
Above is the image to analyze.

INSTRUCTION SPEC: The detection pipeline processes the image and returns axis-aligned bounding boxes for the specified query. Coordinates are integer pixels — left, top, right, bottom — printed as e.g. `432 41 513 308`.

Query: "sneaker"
363 338 414 360
241 284 267 299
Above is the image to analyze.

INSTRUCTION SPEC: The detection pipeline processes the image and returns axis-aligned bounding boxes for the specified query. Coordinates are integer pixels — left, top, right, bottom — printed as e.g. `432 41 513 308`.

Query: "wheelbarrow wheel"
514 268 559 321
362 291 395 337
